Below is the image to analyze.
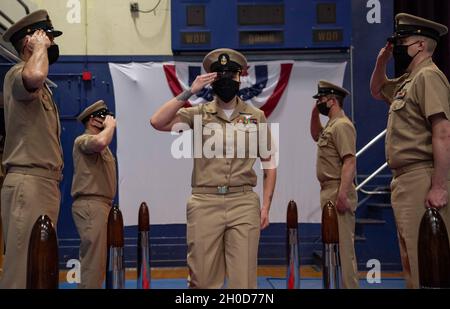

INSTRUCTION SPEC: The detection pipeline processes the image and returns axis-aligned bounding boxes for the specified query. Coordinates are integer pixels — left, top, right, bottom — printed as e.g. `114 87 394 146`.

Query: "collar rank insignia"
394 90 406 100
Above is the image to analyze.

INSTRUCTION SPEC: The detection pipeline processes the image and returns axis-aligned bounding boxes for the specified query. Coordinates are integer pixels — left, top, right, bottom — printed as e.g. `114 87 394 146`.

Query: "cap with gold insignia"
2 9 62 44
202 48 247 73
77 100 113 123
389 13 448 42
312 80 350 99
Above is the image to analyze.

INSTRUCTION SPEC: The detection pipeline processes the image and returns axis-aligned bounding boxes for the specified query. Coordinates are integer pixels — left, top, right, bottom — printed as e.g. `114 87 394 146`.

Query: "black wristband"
176 88 193 101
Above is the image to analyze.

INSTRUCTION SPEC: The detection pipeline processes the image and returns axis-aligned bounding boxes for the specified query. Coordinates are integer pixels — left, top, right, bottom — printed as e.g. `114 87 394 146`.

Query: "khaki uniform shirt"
316 116 356 183
2 62 63 174
176 97 271 187
71 130 117 200
382 58 450 169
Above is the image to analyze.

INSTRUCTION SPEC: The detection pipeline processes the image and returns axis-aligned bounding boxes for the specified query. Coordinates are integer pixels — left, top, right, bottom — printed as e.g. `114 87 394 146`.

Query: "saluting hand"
103 115 116 129
312 103 319 115
26 29 51 52
425 186 448 209
190 72 217 94
376 42 393 66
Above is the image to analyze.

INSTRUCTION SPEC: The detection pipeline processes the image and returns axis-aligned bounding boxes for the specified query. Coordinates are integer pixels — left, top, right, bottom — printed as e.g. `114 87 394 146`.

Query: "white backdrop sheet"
109 60 347 225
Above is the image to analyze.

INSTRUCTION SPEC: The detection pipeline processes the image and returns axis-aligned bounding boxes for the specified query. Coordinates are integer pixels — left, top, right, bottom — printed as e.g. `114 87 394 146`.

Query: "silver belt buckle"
217 186 229 194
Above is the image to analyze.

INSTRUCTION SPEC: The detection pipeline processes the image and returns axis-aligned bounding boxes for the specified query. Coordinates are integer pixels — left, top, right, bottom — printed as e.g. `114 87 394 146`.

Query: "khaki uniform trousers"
0 173 60 289
186 190 260 289
320 181 359 289
72 198 111 289
391 166 450 289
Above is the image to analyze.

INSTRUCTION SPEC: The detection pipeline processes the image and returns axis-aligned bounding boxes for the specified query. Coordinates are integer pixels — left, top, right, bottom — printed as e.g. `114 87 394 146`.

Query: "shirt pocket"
389 81 409 114
318 132 330 147
201 120 225 156
235 124 258 158
201 120 224 138
389 98 411 131
390 99 406 113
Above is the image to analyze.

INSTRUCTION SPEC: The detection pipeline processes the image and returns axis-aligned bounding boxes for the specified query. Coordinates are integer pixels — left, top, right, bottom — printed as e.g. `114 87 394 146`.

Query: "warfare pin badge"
219 54 228 66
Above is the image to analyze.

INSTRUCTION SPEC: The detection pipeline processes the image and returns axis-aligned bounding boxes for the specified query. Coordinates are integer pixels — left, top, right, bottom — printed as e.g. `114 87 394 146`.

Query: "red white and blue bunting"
163 61 293 118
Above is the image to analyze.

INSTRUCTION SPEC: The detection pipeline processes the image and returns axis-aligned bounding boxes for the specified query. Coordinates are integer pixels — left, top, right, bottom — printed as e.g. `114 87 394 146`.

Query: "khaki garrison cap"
312 80 350 99
2 9 62 44
77 100 111 123
202 48 247 73
393 13 448 41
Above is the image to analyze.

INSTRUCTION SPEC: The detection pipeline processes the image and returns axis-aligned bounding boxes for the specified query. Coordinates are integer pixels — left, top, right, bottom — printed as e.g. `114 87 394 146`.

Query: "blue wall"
171 0 353 51
352 0 394 182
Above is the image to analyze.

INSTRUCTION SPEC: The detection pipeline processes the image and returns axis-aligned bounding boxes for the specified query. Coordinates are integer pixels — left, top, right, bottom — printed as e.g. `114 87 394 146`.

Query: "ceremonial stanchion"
137 202 151 289
321 200 341 289
286 200 300 289
418 207 450 288
27 215 59 289
106 204 125 289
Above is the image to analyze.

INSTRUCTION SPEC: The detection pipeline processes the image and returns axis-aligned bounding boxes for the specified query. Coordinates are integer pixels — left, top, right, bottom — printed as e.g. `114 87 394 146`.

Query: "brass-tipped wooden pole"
321 200 341 289
418 208 450 288
27 215 59 289
137 202 151 289
106 204 125 289
286 200 300 289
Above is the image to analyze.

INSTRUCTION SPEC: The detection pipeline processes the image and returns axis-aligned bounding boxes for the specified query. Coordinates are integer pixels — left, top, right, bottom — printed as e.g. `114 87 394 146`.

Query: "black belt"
192 185 253 195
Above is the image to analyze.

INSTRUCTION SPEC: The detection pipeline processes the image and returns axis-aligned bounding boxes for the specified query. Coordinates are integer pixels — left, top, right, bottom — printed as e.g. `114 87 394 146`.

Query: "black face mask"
212 78 240 103
393 41 420 77
47 44 60 65
317 101 331 116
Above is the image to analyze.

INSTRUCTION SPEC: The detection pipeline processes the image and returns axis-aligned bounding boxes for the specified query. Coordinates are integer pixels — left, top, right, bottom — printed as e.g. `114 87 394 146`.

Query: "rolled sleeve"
76 134 97 154
333 121 356 159
176 105 200 129
413 70 450 124
10 64 39 102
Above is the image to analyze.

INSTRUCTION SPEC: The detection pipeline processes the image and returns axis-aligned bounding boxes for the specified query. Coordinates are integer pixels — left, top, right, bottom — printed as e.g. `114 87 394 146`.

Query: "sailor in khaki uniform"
151 48 277 288
71 100 117 289
310 81 359 289
0 10 63 288
370 13 450 288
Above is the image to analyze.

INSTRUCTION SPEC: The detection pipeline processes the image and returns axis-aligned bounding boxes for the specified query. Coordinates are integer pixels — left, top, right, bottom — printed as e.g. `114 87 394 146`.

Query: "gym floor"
58 266 406 289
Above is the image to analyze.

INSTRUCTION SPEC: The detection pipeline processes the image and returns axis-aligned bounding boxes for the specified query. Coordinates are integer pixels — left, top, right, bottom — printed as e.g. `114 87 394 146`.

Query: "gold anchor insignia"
220 55 227 65
394 90 406 99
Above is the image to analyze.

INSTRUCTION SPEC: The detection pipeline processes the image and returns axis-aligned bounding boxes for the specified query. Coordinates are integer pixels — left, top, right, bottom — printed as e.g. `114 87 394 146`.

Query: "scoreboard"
171 0 352 52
